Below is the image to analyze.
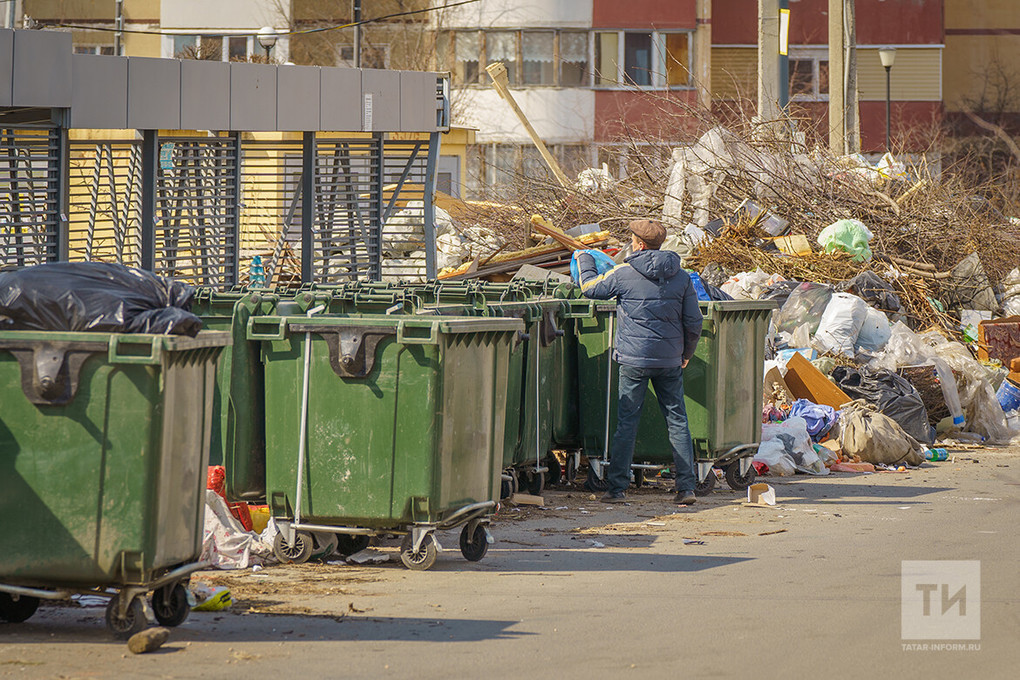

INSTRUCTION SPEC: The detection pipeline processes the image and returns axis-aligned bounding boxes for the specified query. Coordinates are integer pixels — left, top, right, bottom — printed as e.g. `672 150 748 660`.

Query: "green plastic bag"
817 219 873 262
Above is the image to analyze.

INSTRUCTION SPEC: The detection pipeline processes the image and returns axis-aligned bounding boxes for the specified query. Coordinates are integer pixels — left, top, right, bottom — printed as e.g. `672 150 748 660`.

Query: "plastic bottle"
924 448 948 461
932 358 965 429
249 255 266 287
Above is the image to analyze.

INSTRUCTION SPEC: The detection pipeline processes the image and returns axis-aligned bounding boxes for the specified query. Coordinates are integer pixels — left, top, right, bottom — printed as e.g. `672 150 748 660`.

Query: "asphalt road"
2 446 1017 680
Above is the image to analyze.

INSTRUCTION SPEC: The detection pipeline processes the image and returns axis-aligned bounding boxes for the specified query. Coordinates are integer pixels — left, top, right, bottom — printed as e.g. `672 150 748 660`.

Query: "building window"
594 32 619 86
228 36 248 61
487 31 518 85
74 45 115 56
595 30 693 89
453 31 481 84
173 35 198 58
521 31 554 85
448 29 589 88
789 49 829 100
623 32 653 86
560 31 589 86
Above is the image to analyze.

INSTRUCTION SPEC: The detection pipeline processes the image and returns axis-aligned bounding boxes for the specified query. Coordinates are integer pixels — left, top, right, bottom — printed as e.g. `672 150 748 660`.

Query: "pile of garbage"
433 122 1020 462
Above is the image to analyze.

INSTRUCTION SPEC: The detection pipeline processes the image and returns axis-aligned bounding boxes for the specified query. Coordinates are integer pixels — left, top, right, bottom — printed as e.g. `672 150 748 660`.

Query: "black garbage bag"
761 280 801 308
704 282 733 301
0 262 202 336
837 271 901 313
830 365 933 445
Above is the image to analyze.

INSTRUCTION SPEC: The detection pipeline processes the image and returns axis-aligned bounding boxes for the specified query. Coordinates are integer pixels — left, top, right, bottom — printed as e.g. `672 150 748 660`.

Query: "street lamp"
878 47 897 151
257 26 278 61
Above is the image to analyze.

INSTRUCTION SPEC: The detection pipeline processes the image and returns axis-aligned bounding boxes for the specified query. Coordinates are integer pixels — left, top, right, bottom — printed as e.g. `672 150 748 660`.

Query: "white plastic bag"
721 269 781 300
756 417 826 475
856 305 892 352
813 293 868 357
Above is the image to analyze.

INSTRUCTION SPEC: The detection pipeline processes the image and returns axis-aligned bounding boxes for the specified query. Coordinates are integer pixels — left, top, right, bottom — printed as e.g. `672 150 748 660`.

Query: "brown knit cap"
627 219 666 249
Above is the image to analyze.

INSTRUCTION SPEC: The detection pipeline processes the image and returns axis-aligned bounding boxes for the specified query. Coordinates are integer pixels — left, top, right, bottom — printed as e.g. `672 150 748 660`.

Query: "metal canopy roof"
0 28 448 133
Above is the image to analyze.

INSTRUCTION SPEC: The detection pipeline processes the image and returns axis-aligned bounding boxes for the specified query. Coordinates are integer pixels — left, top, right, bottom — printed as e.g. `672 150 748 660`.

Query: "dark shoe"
674 490 697 505
601 491 627 503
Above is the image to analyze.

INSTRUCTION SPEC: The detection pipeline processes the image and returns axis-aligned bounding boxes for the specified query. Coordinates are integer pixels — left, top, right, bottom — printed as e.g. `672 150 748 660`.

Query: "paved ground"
2 445 1018 680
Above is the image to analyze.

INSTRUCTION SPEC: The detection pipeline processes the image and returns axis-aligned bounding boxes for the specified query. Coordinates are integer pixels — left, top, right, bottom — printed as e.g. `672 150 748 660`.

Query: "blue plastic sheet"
570 249 618 284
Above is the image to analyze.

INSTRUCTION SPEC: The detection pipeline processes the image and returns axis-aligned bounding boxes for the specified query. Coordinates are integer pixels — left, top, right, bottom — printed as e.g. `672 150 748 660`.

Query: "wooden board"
782 352 853 409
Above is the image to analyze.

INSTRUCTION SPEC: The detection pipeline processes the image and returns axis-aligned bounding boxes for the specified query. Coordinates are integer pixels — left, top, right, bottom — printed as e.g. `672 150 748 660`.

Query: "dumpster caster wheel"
523 469 545 496
400 533 439 571
546 457 562 486
583 473 608 492
336 534 371 557
0 593 40 623
725 461 757 491
273 531 313 564
694 470 717 496
633 469 646 488
151 583 189 627
459 524 490 562
105 596 146 639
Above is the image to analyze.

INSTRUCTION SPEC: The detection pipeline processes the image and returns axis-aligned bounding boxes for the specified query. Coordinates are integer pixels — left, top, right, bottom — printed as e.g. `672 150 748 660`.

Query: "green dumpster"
294 286 576 497
248 309 523 570
0 330 230 637
572 299 776 493
192 289 271 501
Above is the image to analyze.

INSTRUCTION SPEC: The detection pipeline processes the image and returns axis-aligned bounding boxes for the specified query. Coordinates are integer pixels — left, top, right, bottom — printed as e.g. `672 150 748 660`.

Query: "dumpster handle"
107 335 161 365
247 317 287 341
564 299 595 318
294 305 326 530
396 320 439 345
603 312 614 465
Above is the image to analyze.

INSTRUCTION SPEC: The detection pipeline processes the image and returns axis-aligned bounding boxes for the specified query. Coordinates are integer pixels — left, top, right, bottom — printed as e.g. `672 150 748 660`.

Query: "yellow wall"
710 47 756 100
123 31 161 57
945 0 1020 29
24 0 115 21
857 48 942 102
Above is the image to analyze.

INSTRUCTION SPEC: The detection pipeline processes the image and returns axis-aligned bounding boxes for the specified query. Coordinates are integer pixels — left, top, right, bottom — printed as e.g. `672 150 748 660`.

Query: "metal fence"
54 132 440 287
1 128 63 269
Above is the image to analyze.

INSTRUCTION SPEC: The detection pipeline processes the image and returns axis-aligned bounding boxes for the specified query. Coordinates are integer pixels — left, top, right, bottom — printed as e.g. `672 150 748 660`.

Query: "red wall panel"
592 0 697 29
594 90 701 142
712 0 943 45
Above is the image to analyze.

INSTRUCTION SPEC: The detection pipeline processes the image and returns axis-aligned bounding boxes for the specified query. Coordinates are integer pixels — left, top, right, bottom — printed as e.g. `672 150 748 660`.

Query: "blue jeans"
607 364 697 494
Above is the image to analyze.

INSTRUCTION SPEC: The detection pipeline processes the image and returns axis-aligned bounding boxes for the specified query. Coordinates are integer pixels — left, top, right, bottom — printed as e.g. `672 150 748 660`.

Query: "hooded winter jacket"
577 249 703 368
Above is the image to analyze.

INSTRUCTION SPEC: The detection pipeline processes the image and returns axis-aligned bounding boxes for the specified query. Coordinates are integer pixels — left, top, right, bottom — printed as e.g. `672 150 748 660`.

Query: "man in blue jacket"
576 220 703 505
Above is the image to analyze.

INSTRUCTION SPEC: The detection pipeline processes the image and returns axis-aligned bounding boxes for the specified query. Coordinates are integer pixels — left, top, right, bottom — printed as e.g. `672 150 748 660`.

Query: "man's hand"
682 358 689 369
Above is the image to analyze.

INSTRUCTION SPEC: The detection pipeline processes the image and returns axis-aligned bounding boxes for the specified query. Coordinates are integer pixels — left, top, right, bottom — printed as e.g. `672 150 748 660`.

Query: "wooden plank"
530 214 586 251
782 352 853 409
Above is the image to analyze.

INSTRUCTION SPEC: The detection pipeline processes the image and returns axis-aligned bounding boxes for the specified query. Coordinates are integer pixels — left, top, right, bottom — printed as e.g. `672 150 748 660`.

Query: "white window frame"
163 32 289 62
788 47 829 102
592 30 694 90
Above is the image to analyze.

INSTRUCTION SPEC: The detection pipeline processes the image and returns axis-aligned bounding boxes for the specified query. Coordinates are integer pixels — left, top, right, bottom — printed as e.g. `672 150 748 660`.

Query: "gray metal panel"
229 63 277 131
360 68 401 132
70 55 128 129
319 67 362 131
127 57 182 129
181 60 231 130
0 30 12 106
277 65 320 131
13 29 72 107
399 71 436 132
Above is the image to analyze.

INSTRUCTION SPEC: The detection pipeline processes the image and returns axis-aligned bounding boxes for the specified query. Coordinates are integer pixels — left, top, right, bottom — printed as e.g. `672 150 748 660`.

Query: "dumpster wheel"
273 531 313 564
0 592 40 623
725 460 757 491
336 534 371 557
694 470 716 496
522 469 545 496
151 583 190 627
459 523 490 562
400 533 439 571
105 596 146 639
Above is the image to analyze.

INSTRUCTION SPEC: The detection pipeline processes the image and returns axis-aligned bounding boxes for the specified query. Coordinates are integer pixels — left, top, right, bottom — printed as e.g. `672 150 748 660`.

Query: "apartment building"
711 0 944 152
433 0 706 194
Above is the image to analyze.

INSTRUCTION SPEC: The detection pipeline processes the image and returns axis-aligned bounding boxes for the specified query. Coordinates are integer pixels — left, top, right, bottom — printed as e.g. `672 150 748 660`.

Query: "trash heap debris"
437 121 1020 468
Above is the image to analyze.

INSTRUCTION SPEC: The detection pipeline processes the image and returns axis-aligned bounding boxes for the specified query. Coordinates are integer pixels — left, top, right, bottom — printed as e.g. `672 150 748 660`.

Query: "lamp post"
257 26 278 62
878 47 896 151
